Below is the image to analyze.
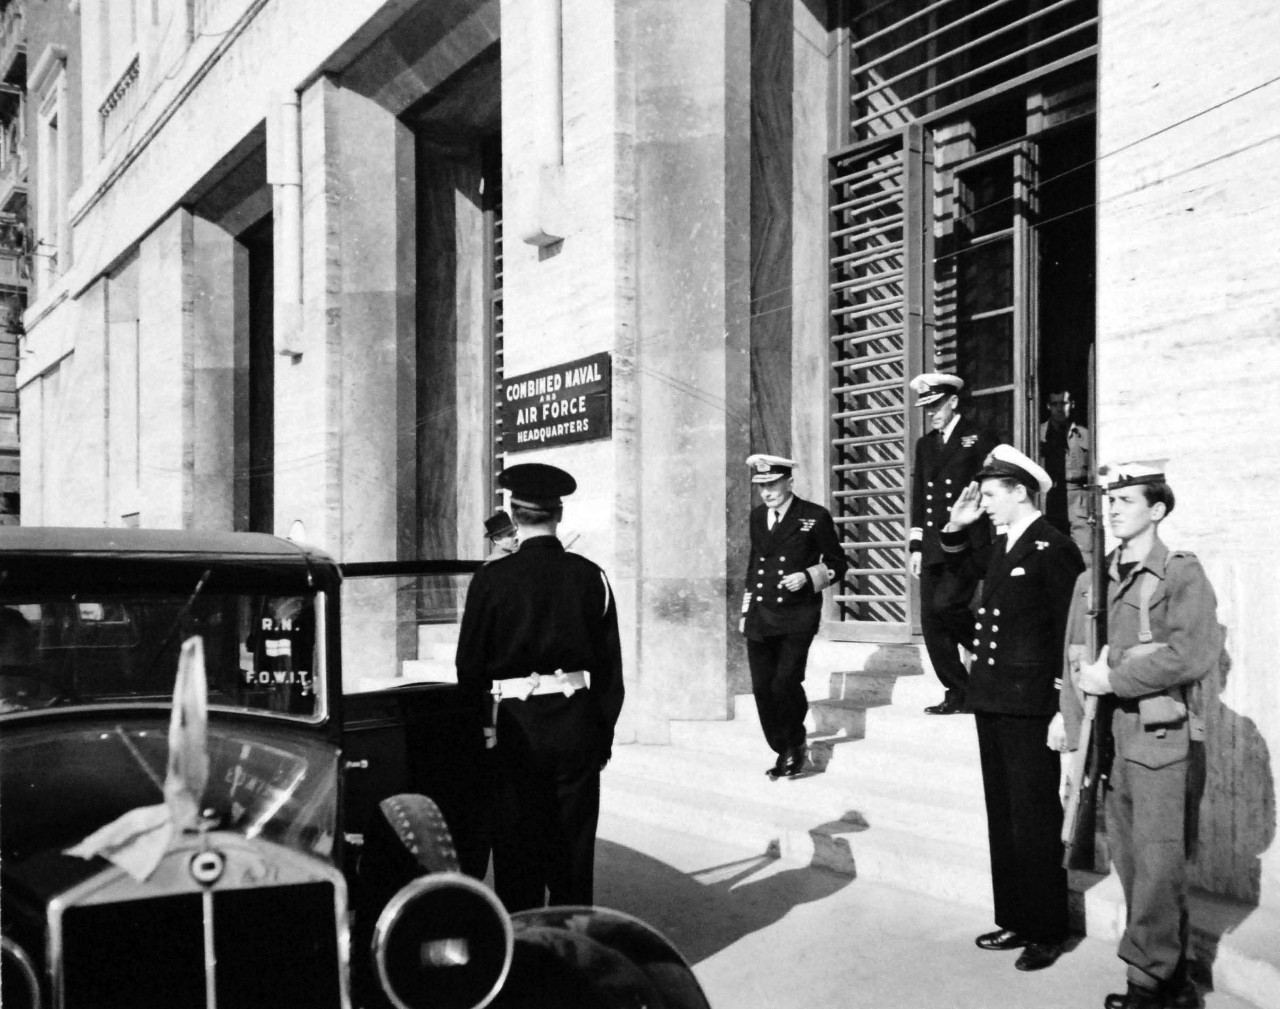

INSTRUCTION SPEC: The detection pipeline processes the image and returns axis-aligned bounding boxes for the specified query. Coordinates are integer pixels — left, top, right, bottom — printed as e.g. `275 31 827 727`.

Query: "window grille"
829 0 1097 633
845 0 1097 144
828 126 927 633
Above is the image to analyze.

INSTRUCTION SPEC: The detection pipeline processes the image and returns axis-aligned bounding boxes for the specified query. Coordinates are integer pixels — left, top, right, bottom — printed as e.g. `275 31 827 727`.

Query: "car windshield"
0 584 326 721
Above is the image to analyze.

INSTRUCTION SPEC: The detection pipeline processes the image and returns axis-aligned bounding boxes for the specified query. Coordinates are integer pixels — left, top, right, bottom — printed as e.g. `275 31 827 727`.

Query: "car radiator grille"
58 882 343 1009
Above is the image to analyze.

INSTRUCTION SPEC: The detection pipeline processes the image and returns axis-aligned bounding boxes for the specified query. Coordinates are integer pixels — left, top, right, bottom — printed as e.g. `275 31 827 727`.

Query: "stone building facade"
17 0 1280 916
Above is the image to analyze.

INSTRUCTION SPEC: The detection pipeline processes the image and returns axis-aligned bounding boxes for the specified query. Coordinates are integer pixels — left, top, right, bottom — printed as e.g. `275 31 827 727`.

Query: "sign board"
500 352 612 452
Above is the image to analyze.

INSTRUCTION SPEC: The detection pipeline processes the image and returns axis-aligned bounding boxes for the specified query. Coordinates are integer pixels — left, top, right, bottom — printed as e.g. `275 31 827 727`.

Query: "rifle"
1061 481 1108 868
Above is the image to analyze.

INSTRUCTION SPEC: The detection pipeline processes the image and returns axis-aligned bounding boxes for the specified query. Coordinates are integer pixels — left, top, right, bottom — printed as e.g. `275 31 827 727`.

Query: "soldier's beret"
499 463 577 508
976 444 1053 497
745 454 796 484
909 372 964 407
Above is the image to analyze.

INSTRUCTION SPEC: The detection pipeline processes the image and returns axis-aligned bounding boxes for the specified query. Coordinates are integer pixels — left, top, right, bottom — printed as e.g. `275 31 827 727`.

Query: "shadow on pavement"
594 839 852 965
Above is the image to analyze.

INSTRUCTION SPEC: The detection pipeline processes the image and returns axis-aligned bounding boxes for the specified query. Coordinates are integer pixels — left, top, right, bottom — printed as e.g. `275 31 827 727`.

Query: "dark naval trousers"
747 632 813 754
976 712 1070 944
919 561 976 702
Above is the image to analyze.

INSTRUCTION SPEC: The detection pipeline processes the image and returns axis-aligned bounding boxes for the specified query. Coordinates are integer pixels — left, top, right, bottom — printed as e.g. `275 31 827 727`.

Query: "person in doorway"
1039 390 1091 557
1051 461 1221 1009
908 372 997 714
455 463 624 912
942 445 1084 972
484 509 519 562
741 453 849 779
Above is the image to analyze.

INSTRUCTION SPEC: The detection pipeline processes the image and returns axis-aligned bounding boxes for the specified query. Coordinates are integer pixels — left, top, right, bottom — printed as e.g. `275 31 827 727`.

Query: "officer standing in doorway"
483 509 519 562
741 454 849 779
1039 390 1091 558
908 372 996 714
455 463 624 912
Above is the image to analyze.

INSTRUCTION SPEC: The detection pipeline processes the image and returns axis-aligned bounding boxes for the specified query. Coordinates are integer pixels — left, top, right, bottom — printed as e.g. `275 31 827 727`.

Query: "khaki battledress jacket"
1061 535 1221 766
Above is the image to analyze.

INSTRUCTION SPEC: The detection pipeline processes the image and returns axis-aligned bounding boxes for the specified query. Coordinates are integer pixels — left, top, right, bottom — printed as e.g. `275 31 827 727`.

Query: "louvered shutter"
827 124 929 638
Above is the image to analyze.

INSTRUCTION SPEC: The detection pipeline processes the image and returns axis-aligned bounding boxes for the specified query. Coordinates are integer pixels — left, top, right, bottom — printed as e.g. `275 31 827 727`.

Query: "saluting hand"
948 481 985 528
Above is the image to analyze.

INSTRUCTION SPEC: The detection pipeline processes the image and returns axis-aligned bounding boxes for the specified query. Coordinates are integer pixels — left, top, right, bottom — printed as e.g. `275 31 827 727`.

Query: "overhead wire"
32 22 1280 494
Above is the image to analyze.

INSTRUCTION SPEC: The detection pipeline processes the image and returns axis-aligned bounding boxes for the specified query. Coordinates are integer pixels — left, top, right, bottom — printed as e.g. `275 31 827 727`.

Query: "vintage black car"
0 528 708 1009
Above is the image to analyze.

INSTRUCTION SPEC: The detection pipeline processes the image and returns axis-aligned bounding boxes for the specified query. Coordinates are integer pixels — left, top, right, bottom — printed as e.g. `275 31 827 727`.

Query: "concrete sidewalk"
594 810 1260 1009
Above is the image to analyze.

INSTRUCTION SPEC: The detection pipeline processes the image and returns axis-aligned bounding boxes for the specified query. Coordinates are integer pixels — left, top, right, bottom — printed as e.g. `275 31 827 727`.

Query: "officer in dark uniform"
909 372 997 714
455 463 624 912
941 445 1084 972
741 454 849 779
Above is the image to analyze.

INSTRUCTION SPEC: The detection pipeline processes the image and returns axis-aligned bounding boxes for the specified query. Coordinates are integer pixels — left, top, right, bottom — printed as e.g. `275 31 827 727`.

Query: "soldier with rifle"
1051 461 1222 1009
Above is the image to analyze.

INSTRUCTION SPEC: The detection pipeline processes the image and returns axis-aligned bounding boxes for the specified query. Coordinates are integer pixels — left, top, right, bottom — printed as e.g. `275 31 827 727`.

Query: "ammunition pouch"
1138 693 1187 731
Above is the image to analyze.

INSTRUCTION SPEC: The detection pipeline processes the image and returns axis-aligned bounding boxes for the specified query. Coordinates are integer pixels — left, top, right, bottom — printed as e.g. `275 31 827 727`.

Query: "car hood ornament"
64 636 210 882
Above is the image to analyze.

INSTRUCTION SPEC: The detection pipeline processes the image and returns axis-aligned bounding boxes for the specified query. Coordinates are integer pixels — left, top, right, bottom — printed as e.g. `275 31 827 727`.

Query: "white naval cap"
976 444 1053 497
909 372 964 407
1099 459 1168 491
745 453 796 484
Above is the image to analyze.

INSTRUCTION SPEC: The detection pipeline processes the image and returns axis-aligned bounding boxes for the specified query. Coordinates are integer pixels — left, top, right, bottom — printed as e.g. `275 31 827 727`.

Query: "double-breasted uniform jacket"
743 496 849 640
911 417 997 566
1060 536 1221 766
941 514 1084 715
456 535 625 763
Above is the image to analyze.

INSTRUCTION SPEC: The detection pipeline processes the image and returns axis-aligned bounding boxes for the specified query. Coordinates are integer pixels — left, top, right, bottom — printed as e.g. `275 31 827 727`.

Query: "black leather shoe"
1102 983 1162 1009
1014 941 1063 971
766 752 786 779
1163 975 1203 1009
924 697 965 715
974 929 1026 951
782 744 808 777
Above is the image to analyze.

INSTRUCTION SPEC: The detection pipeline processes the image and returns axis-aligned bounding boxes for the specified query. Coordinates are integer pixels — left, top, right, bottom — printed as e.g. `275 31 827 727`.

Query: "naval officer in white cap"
908 371 997 714
741 454 849 779
941 444 1084 973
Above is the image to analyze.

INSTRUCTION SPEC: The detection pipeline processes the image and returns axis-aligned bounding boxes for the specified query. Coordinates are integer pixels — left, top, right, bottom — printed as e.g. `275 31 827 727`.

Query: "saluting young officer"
908 372 997 715
942 445 1084 972
741 454 849 779
455 463 624 912
1052 462 1222 1009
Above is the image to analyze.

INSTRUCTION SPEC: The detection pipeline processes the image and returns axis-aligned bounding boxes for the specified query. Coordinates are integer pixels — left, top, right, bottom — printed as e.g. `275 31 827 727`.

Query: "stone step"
823 669 899 708
809 698 868 738
610 742 990 841
725 692 981 763
667 707 986 798
603 742 1280 1009
600 762 992 905
600 769 862 875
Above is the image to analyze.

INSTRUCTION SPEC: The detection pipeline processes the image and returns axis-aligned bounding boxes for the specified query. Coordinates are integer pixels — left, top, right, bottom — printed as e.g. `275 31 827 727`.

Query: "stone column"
415 137 488 561
190 216 239 530
628 0 753 731
35 282 110 526
106 255 142 523
136 209 196 529
283 76 416 690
